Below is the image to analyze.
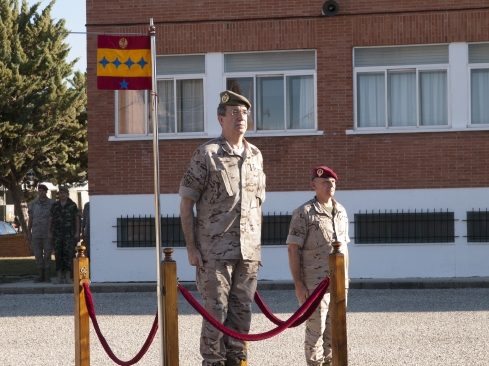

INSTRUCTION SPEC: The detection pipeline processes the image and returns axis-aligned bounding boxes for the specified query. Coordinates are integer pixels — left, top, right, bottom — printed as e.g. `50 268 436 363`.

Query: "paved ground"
1 282 489 365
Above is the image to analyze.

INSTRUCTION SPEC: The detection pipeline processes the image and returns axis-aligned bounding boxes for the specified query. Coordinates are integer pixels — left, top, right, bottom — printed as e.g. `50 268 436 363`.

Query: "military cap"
219 90 251 110
37 184 48 191
311 165 338 180
59 186 69 193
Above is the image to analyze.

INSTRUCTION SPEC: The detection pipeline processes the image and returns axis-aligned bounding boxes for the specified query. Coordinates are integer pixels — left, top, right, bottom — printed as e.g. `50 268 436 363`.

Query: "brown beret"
59 186 69 193
219 90 251 110
311 166 338 180
37 184 48 191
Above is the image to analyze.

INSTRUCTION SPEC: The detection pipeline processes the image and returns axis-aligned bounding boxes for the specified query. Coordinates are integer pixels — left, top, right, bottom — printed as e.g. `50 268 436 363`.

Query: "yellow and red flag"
97 35 152 90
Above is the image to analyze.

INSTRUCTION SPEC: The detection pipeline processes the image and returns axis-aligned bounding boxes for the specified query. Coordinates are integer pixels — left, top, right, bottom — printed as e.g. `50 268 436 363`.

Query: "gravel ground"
1 288 489 365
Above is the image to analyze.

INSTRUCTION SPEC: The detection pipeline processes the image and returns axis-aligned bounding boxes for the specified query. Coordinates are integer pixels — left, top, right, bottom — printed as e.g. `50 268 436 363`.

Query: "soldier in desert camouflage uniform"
180 90 266 366
27 184 55 283
48 186 80 285
287 166 350 366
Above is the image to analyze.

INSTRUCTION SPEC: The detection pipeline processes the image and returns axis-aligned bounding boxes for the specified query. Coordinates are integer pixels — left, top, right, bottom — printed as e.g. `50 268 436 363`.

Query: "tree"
0 0 87 252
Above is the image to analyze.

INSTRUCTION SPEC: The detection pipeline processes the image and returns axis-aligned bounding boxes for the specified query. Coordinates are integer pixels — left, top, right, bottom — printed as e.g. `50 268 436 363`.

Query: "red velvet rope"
177 277 329 341
254 278 328 327
82 282 158 366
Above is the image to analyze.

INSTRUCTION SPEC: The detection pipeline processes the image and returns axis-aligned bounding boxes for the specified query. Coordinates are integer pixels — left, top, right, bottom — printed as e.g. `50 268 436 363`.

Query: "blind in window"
354 45 449 67
156 55 205 75
469 43 489 64
225 51 316 73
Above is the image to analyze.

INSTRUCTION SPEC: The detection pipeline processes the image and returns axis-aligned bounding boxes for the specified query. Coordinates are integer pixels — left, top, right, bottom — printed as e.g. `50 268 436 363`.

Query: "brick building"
86 0 489 282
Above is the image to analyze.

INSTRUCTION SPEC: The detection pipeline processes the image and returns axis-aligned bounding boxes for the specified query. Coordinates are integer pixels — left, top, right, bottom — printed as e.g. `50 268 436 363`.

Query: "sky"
26 0 87 72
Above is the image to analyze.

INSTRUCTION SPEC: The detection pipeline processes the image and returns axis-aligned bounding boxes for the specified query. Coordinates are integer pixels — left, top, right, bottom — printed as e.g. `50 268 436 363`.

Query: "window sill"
108 130 324 141
346 126 489 135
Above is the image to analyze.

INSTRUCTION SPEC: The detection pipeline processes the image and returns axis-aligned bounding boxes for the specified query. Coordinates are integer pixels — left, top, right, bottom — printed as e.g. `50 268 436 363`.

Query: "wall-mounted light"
322 0 339 16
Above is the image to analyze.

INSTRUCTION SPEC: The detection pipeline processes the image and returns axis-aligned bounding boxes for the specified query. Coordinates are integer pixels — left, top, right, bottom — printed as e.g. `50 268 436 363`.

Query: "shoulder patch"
183 172 194 187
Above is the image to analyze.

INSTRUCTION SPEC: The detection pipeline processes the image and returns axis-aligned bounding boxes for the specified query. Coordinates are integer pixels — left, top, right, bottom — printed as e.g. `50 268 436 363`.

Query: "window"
225 51 316 132
116 55 205 136
261 213 291 245
469 43 489 125
116 215 185 248
354 210 455 244
467 210 489 242
116 213 291 247
354 45 449 129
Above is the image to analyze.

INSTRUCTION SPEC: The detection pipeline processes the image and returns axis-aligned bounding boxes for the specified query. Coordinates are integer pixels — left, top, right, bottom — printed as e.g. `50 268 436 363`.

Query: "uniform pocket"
208 169 234 204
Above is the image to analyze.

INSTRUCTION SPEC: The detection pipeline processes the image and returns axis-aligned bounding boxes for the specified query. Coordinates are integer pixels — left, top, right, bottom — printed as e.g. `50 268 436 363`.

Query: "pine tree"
0 0 87 252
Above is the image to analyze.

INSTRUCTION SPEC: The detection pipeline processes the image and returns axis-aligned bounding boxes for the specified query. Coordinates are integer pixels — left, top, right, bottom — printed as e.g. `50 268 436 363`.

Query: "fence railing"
353 209 455 244
466 209 489 242
116 213 291 248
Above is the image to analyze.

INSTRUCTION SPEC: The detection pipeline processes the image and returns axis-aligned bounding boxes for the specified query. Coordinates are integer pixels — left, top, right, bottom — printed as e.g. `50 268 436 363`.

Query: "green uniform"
50 198 79 273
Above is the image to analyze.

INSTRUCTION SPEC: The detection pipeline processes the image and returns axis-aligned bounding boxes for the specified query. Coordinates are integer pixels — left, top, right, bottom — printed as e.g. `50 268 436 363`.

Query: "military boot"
44 268 52 283
53 271 63 285
33 269 45 283
64 271 73 284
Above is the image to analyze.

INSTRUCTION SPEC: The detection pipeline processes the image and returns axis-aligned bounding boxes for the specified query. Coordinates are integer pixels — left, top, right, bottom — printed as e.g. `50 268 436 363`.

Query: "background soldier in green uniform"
48 186 80 285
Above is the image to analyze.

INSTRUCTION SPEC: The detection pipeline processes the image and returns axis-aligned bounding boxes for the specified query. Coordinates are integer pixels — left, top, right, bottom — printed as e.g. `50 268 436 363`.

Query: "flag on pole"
97 35 152 90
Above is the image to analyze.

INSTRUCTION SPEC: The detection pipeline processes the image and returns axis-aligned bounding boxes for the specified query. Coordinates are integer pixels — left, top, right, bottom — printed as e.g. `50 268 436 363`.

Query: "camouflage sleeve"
27 202 33 217
178 148 208 202
286 208 307 247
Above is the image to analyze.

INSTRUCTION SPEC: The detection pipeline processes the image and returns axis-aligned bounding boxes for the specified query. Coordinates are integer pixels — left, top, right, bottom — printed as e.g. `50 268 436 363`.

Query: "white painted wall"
90 187 489 282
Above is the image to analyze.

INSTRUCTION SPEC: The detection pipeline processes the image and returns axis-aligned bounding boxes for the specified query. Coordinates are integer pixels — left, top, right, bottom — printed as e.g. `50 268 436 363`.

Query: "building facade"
86 0 489 282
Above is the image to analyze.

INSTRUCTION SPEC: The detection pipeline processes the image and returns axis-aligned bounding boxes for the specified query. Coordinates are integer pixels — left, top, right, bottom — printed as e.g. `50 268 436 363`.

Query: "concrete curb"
1 277 489 295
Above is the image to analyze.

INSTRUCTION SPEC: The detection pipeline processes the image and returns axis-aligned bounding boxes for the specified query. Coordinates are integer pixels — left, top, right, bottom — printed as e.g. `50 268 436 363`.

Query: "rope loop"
82 282 158 366
178 277 329 341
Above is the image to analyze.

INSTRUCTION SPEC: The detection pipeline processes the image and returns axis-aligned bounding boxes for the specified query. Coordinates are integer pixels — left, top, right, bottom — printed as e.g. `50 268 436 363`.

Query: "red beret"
37 184 48 191
311 166 338 180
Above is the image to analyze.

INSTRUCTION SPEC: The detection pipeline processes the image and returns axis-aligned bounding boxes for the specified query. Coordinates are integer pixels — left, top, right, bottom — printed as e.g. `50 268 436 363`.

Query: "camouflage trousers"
196 259 259 366
53 230 76 273
302 286 348 366
32 237 52 270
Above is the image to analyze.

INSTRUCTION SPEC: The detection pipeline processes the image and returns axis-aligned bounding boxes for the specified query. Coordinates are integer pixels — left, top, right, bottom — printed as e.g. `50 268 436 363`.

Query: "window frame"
114 54 207 138
467 42 489 127
223 50 318 134
354 64 451 131
155 75 207 136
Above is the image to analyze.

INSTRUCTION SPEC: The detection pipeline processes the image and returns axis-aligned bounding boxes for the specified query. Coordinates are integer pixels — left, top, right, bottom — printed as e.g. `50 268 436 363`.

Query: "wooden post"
74 243 90 366
329 241 348 366
162 248 179 365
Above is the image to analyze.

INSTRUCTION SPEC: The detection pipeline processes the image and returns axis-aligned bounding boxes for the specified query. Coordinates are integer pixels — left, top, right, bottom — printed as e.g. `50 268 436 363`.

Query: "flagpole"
149 18 165 366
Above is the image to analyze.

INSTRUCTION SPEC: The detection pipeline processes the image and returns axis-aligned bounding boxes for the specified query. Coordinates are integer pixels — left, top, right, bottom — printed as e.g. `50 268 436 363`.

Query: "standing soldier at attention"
48 186 80 285
287 166 350 366
27 184 55 283
179 90 266 366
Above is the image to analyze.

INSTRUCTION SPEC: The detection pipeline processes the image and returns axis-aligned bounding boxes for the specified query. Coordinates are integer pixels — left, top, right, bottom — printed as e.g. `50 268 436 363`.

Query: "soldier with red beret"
287 165 350 366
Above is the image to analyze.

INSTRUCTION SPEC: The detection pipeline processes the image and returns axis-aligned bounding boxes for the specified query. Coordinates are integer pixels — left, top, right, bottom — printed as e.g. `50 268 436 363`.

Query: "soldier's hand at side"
295 282 309 303
187 246 203 267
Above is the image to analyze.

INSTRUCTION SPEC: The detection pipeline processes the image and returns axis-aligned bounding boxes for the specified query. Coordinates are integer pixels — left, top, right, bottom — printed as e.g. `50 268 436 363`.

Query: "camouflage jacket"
179 135 266 261
287 197 350 288
28 198 55 238
50 198 79 232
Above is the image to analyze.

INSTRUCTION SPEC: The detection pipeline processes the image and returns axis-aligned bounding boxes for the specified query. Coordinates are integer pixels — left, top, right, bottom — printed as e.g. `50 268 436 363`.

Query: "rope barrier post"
329 241 348 366
162 248 179 365
74 243 90 366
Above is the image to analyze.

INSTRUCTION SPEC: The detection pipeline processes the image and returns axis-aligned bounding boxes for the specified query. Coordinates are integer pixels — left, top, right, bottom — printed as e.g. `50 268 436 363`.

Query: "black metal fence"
467 210 489 242
354 209 455 244
116 213 292 248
